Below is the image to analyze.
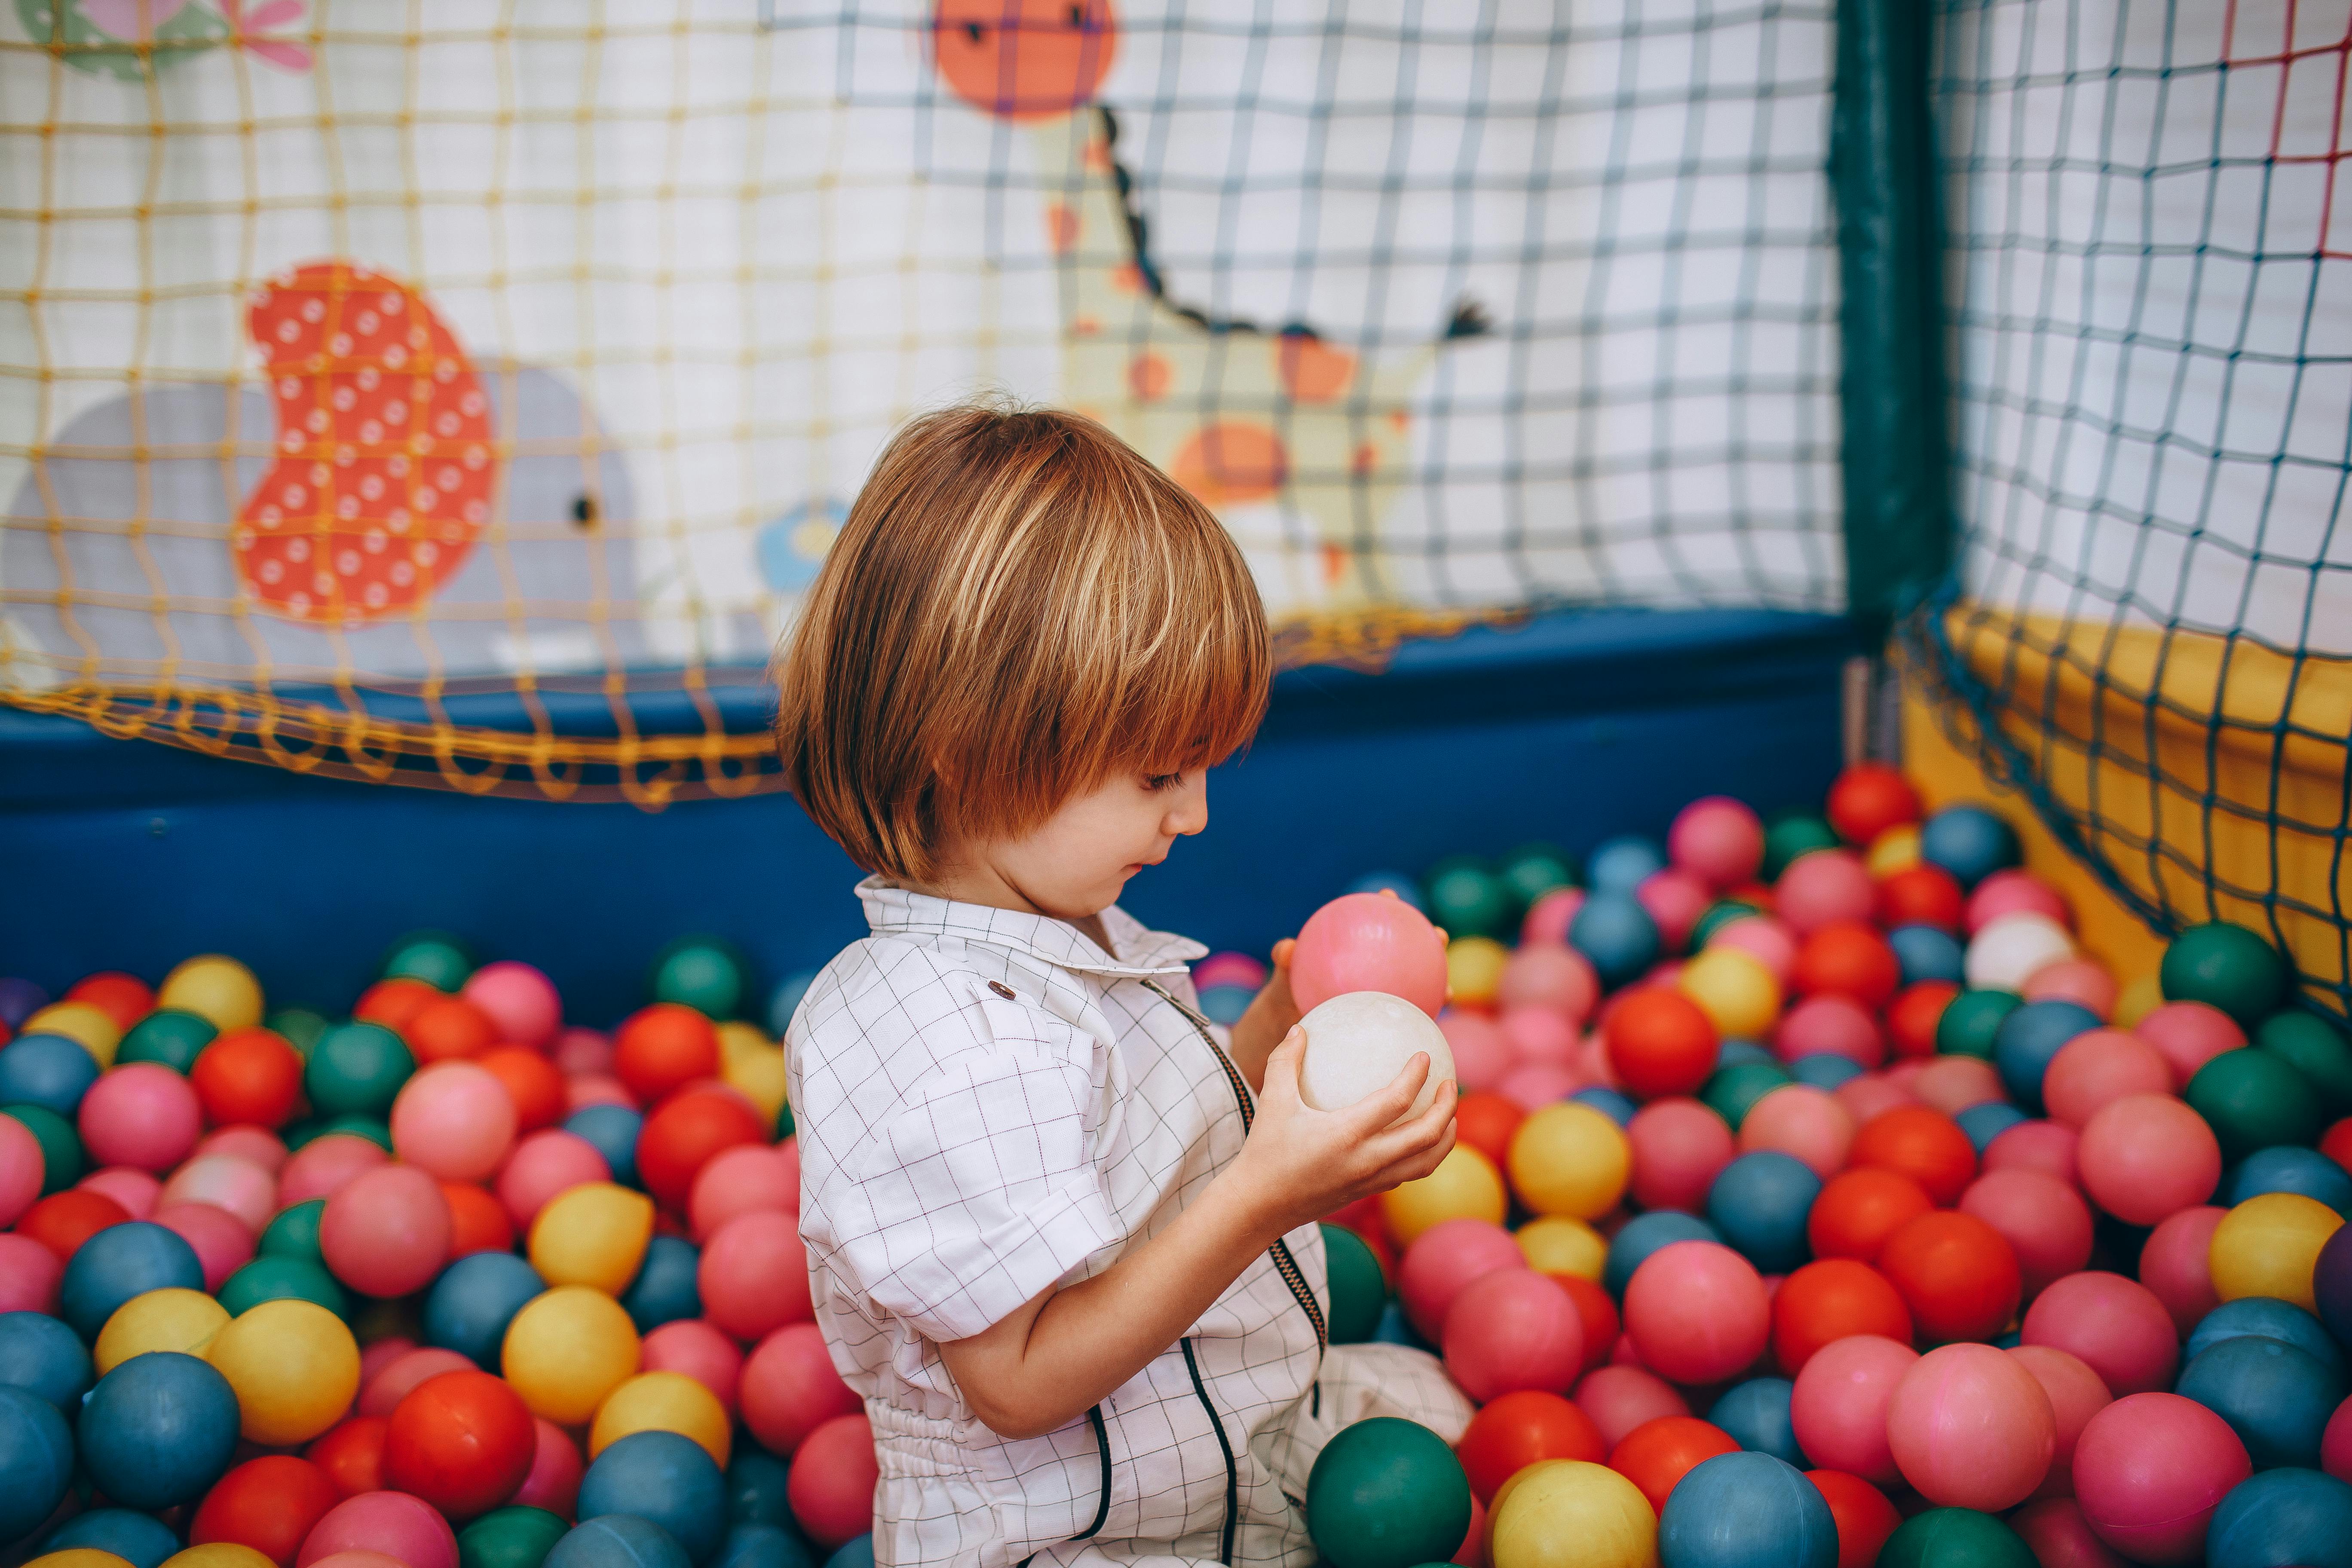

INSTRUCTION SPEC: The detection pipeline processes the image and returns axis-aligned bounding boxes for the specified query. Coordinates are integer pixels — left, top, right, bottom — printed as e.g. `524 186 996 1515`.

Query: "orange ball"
1807 1469 1902 1568
1608 1415 1741 1516
614 1004 722 1107
191 1027 304 1129
190 1454 342 1565
68 971 156 1030
305 1415 389 1498
1550 1272 1621 1375
1770 1258 1914 1372
355 978 442 1032
405 996 499 1064
441 1182 517 1258
1847 1104 1977 1205
1604 989 1720 1099
1876 866 1964 932
1791 922 1902 1011
477 1046 567 1133
18 1189 130 1261
1808 1168 1936 1263
1877 1210 2021 1343
383 1368 536 1521
1828 763 1922 845
1886 983 1958 1060
1456 1091 1527 1169
1455 1388 1606 1504
636 1086 766 1210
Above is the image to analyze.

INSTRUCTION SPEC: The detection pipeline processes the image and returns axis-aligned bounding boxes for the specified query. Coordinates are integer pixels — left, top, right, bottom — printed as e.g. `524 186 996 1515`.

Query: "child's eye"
1145 771 1184 792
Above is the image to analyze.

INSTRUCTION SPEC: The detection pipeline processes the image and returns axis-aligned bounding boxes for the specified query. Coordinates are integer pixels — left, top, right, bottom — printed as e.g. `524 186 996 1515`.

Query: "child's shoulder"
787 931 1070 1085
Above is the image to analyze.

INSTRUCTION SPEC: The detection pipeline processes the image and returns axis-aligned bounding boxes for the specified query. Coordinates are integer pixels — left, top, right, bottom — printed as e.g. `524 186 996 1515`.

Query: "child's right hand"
1228 1024 1457 1240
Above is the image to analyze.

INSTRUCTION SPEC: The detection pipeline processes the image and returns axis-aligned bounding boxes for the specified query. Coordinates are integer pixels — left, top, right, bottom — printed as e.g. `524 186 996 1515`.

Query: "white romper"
787 880 1470 1568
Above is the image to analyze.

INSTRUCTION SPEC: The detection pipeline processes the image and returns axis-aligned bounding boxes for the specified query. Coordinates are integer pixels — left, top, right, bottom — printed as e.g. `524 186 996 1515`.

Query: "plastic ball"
1790 1334 1917 1485
1805 1470 1901 1568
2070 1092 2220 1226
1801 1168 1926 1265
93 1288 222 1383
1455 1088 1528 1167
78 1350 239 1508
1384 1143 1508 1243
2074 1394 2250 1562
2253 1011 2352 1115
1568 893 1663 991
1457 1390 1605 1504
1486 1458 1656 1568
1773 1259 1911 1373
686 1144 798 1244
1575 1365 1691 1449
525 1180 652 1297
0 1383 74 1542
1626 1097 1736 1213
1879 1210 2022 1344
1888 926 1966 988
2202 1466 2352 1568
461 962 562 1050
451 1507 570 1568
278 1134 387 1210
1 1308 94 1412
1709 915 1798 984
1678 947 1782 1041
1700 1060 1796 1130
637 1087 766 1213
1761 810 1839 880
1702 1378 1800 1470
318 1164 450 1298
2135 1000 2246 1088
1623 1240 1767 1385
1825 764 1919 845
1605 989 1720 1100
1773 995 1883 1069
739 1321 859 1457
511 1416 584 1518
242 1201 317 1267
1666 798 1762 887
1913 1054 2004 1117
1966 914 2075 995
1499 1103 1625 1220
1958 1170 2093 1299
1444 1268 1585 1402
0 1034 102 1118
2188 1048 2324 1161
150 954 261 1032
19 1187 128 1262
1884 1342 2055 1510
190 1454 342 1565
117 1008 219 1073
2176 1334 2345 1471
499 1130 612 1231
80 1166 160 1220
2211 1190 2343 1311
539 1517 686 1568
1705 1152 1820 1274
188 1028 303 1130
1964 870 2069 936
1603 1210 1722 1295
1791 922 1900 1011
2161 922 2288 1026
304 1024 415 1121
1399 1217 1525 1339
388 1063 518 1183
299 1491 459 1568
2002 1346 2110 1504
619 1232 702 1332
1879 864 1966 933
640 1319 744 1416
1658 1450 1836 1568
695 1210 810 1341
156 1155 274 1237
1736 1085 1854 1180
360 1346 473 1419
2226 1142 2352 1216
60 1220 204 1339
2040 1029 2171 1130
1274 894 1444 1020
1917 805 2020 889
380 1369 536 1520
561 1106 640 1191
37 1510 177 1567
1573 1083 1640 1123
587 1369 730 1469
1984 1001 2097 1116
209 1298 361 1445
74 1063 200 1175
502 1286 640 1424
784 1413 879 1552
1848 1105 1976 1205
1606 1414 1737 1516
1638 868 1715 953
2021 958 2118 1019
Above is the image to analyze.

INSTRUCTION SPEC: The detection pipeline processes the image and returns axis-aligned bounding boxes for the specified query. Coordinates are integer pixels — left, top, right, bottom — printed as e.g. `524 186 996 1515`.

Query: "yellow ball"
164 1549 279 1568
1676 946 1781 1041
724 1045 790 1128
1381 1144 1507 1245
158 954 264 1032
505 1285 642 1424
1508 1102 1632 1220
24 1001 122 1068
2113 973 2165 1029
1448 937 1511 1008
2210 1191 2345 1313
590 1369 733 1467
95 1287 230 1374
1490 1460 1659 1568
1865 823 1923 879
530 1180 655 1295
207 1298 361 1445
1516 1216 1606 1281
25 1553 135 1568
716 1020 771 1066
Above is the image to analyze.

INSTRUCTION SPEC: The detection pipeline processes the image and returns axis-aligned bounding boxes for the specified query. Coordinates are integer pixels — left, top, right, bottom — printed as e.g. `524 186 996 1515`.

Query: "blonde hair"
772 399 1270 882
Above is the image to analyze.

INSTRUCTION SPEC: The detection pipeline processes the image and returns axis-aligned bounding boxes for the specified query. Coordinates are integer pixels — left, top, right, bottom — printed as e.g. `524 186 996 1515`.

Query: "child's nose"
1168 777 1210 837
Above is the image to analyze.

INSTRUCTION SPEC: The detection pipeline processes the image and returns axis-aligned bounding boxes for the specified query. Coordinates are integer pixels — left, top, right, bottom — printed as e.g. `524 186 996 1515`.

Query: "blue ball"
59 1219 205 1340
0 1383 74 1540
41 1507 182 1568
1955 1101 2030 1154
567 1103 644 1190
1707 1153 1821 1274
1718 1040 1777 1069
1992 1000 2102 1115
578 1430 728 1563
1657 1450 1835 1568
766 972 820 1037
0 1033 101 1117
1569 891 1663 991
1372 1299 1431 1351
1588 836 1668 896
1787 1053 1863 1090
823 1538 873 1568
1196 984 1255 1027
1605 1211 1722 1296
1888 925 1966 987
2175 1335 2347 1470
2186 1297 2346 1378
1345 871 1426 911
2205 1467 2352 1568
1919 805 2021 890
714 1523 820 1568
622 1234 705 1332
425 1251 546 1367
0 1309 93 1410
1708 1379 1807 1469
76 1349 239 1508
727 1444 797 1528
1571 1086 1638 1126
548 1516 694 1568
2224 1145 2352 1216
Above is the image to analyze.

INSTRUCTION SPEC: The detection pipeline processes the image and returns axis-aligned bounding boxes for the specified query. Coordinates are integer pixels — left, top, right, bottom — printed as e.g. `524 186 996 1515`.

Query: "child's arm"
936 1026 1456 1441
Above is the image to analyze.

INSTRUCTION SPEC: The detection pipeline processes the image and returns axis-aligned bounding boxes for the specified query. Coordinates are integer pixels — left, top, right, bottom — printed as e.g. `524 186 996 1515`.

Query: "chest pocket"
973 982 1126 1168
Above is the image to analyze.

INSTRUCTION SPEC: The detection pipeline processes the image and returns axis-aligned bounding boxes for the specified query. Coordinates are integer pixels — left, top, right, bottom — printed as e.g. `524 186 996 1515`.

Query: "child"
774 401 1470 1568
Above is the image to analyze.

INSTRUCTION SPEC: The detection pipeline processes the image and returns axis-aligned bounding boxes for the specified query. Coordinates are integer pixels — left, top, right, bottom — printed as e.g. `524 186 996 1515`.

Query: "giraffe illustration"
932 0 1488 607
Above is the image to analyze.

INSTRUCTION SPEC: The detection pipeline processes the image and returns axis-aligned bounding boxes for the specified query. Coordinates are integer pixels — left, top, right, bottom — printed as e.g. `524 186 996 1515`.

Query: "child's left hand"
1228 938 1301 1093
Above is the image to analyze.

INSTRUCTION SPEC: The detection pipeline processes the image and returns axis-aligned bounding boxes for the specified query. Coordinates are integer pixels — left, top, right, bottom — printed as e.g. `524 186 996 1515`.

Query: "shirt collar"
856 876 1206 978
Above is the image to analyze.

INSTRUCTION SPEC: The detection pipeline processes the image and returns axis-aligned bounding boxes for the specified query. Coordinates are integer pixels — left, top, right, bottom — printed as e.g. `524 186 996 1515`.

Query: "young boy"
773 402 1469 1568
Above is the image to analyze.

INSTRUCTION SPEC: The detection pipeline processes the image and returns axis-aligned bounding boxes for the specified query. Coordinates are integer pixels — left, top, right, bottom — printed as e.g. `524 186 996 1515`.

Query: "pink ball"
1574 1031 1618 1090
462 961 563 1050
698 1210 815 1342
309 1552 408 1568
1496 1063 1582 1112
2023 958 2117 1018
2008 1345 2114 1500
2134 1002 2245 1089
1573 1365 1690 1450
0 1113 42 1227
1966 870 2070 934
511 1416 584 1519
2072 1393 2250 1564
1886 1342 2056 1511
1443 1268 1586 1402
1439 1011 1512 1094
564 1075 634 1112
1911 1056 2007 1117
1399 1217 1527 1339
78 1062 202 1173
299 1490 458 1568
1497 944 1600 1023
2009 1498 2131 1568
1775 850 1876 935
79 1166 161 1219
196 1124 289 1171
2021 1271 2179 1396
389 1062 517 1183
1637 869 1714 954
1737 1085 1856 1179
553 1027 614 1079
278 1133 390 1210
359 1336 418 1387
2138 1206 2226 1336
1837 1075 1917 1125
1627 1098 1737 1212
159 1153 277 1232
1522 888 1586 946
1960 1170 2094 1299
1775 995 1885 1068
741 1321 863 1456
496 1129 610 1229
1623 1240 1769 1385
359 1347 475 1418
319 1164 451 1298
1290 892 1449 1017
152 1201 257 1291
2042 1030 2173 1130
1670 796 1766 889
789 1412 881 1551
642 1319 746 1415
2324 1396 2352 1483
1984 1118 2081 1189
0 1232 61 1313
689 1143 800 1242
1789 1333 1918 1485
2077 1094 2221 1225
1501 1006 1578 1069
1709 916 1798 985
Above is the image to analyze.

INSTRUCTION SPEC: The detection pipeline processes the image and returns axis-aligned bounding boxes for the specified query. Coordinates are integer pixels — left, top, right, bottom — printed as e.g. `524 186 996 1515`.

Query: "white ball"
1964 913 2076 992
1296 990 1456 1118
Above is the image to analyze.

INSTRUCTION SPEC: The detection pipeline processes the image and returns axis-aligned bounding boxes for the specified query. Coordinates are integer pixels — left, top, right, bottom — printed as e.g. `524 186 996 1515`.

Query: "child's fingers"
1344 1052 1430 1135
1260 1026 1307 1099
1363 1078 1457 1165
1269 938 1296 971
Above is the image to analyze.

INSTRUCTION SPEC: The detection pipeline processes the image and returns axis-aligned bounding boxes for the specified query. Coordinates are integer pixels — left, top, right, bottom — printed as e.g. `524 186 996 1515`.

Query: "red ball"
1828 764 1923 846
406 995 500 1064
1875 866 1965 933
306 1415 390 1498
788 1411 881 1549
613 1003 723 1107
383 1368 537 1521
636 1086 767 1212
1604 989 1721 1100
17 1188 129 1261
1792 922 1903 1011
1771 1259 1914 1373
1878 1210 2022 1344
68 971 156 1030
1847 1105 1978 1206
1455 1091 1527 1170
476 1046 568 1133
191 1454 341 1566
440 1181 516 1258
355 977 442 1032
1807 1469 1903 1568
2323 1116 2352 1174
1886 983 1959 1060
1455 1389 1605 1504
1608 1415 1740 1516
1549 1273 1621 1376
190 1027 304 1129
1808 1168 1936 1262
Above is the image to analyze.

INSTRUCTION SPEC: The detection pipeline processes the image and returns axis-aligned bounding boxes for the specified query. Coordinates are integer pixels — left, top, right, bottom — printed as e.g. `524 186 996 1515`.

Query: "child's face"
977 764 1209 920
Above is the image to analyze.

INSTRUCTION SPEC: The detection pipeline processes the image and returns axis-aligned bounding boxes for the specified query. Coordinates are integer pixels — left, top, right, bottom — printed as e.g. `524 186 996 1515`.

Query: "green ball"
1320 1223 1387 1346
382 930 474 991
1875 1508 2036 1568
311 1113 394 1151
258 1198 327 1262
0 1103 81 1194
304 1021 415 1118
1423 858 1514 941
1305 1416 1472 1568
1701 1061 1794 1130
268 1007 330 1056
2185 1048 2323 1163
459 1505 570 1568
115 1009 217 1073
1937 990 2024 1060
1689 900 1764 949
652 937 748 1020
1762 812 1840 881
2162 922 2289 1026
1498 844 1577 912
2255 1012 2352 1118
218 1255 351 1320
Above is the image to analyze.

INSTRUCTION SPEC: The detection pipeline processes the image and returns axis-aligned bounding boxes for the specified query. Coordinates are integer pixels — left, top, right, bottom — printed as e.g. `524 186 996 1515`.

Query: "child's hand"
1228 938 1301 1089
1229 1023 1457 1240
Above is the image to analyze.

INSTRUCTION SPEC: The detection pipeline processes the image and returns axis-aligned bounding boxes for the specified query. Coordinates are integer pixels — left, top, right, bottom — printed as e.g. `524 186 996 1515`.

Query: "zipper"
1014 1403 1112 1568
1181 1337 1240 1566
